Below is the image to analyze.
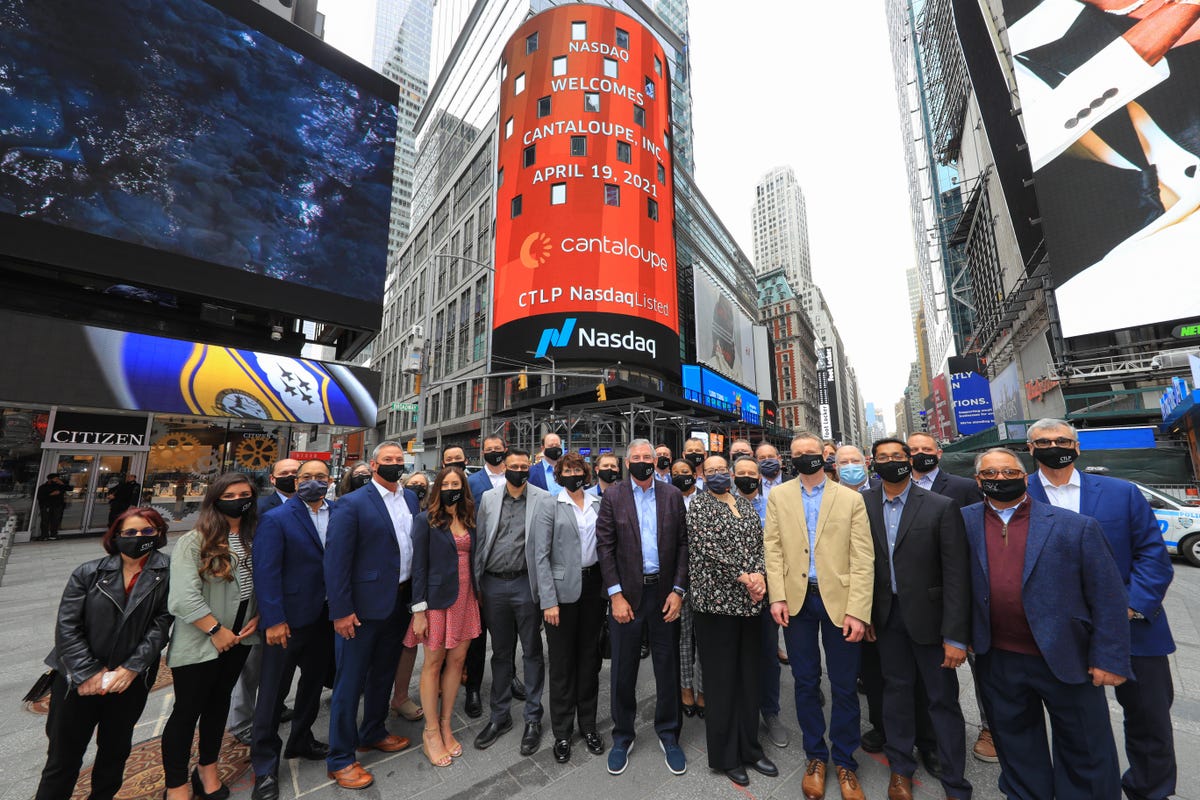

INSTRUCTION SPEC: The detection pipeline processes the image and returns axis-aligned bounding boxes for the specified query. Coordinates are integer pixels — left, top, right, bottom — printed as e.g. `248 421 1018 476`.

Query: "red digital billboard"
492 5 679 373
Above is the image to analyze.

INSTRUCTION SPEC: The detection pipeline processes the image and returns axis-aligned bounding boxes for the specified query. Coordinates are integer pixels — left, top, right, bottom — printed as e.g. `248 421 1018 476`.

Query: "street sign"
390 402 419 412
412 442 426 453
291 451 331 461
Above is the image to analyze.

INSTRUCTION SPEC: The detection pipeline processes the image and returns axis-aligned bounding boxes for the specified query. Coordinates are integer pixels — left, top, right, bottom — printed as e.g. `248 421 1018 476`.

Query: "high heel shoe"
682 702 697 718
440 717 463 757
191 767 230 800
422 728 452 768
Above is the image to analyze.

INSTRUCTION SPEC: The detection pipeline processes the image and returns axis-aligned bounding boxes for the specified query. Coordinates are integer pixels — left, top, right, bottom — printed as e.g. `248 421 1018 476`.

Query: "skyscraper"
751 166 812 288
253 0 324 36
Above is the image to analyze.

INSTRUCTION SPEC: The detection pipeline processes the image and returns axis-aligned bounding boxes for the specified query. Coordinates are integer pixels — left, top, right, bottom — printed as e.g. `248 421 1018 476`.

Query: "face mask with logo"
483 451 507 467
656 455 671 471
838 464 867 486
598 467 621 483
560 474 586 493
506 469 529 488
411 485 428 500
912 452 939 473
706 471 732 494
543 446 563 461
759 458 782 478
734 475 760 495
296 480 327 503
684 452 705 469
214 497 254 519
273 475 297 495
116 534 157 559
1032 446 1078 469
980 478 1026 503
792 454 825 475
350 473 372 490
874 460 912 484
629 461 656 482
440 488 464 507
375 463 405 483
671 474 696 492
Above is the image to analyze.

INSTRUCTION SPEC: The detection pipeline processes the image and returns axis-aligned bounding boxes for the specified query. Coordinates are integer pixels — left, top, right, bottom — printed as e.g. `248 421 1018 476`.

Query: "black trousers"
250 618 334 777
39 505 64 539
481 573 544 724
1115 654 1176 800
35 671 150 800
861 638 937 752
543 567 605 739
877 597 970 798
608 582 680 749
464 606 487 693
694 611 765 770
161 645 251 788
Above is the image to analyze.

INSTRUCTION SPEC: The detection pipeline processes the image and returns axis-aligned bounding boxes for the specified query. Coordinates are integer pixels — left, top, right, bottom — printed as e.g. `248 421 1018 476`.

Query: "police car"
1134 482 1200 567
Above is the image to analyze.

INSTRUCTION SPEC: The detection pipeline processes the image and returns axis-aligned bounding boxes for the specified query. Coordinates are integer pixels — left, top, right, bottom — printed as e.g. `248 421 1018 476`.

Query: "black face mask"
629 461 656 482
411 485 428 500
874 460 912 484
440 488 463 506
598 468 621 484
483 450 507 467
444 461 467 472
505 469 530 488
273 475 297 495
980 478 1026 503
375 463 405 483
792 454 825 475
671 474 696 492
350 473 372 490
560 474 586 493
912 452 939 473
214 497 254 518
543 446 563 461
656 455 671 471
116 535 157 559
734 476 761 495
684 452 705 469
1032 446 1078 469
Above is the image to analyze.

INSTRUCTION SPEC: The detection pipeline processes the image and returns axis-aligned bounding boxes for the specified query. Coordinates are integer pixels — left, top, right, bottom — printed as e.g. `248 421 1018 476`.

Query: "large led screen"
682 365 760 425
1005 0 1200 337
0 0 398 327
492 5 679 373
693 267 756 390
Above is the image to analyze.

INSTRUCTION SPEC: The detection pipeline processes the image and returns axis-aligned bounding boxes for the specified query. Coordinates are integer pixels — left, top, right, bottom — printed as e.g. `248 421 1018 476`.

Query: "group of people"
33 418 1175 800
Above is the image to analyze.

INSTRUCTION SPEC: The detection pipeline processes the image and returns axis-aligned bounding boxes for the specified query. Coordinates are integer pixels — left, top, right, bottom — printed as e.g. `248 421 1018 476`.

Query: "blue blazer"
323 482 420 622
528 461 550 490
468 468 496 500
1026 471 1174 657
254 495 329 629
410 512 476 613
258 490 286 515
962 498 1131 684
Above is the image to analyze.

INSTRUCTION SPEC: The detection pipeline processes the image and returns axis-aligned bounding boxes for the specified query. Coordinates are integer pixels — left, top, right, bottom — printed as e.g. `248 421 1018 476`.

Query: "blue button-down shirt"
801 479 825 577
542 461 562 495
749 493 767 525
883 482 912 594
914 467 939 492
607 479 663 597
988 497 1025 524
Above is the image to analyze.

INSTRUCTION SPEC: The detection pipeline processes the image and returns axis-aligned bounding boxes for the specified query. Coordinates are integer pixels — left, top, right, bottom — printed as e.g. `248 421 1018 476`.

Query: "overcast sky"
322 0 917 432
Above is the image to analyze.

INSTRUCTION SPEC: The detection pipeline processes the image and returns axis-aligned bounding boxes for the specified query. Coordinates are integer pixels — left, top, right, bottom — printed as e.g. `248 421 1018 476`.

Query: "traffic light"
596 382 607 402
518 370 528 390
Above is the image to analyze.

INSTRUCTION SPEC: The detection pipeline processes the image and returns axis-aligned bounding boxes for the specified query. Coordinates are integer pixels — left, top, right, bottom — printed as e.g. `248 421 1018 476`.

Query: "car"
1133 481 1200 567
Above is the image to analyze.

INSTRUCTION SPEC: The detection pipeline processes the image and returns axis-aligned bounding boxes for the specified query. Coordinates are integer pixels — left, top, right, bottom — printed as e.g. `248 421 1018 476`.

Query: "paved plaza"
3 535 1200 800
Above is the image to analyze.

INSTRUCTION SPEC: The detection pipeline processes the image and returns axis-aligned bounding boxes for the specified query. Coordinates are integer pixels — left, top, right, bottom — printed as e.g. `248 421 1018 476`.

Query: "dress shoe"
836 766 865 800
640 642 650 659
748 756 778 777
973 728 999 763
251 774 278 800
681 702 696 717
511 677 527 701
280 705 294 723
474 717 512 750
519 722 542 756
327 762 373 790
887 773 914 800
695 703 705 719
284 739 328 760
860 727 885 753
464 689 482 718
583 730 605 755
553 737 571 763
918 748 942 779
802 759 826 800
191 767 230 800
762 714 789 747
356 733 410 753
724 766 750 786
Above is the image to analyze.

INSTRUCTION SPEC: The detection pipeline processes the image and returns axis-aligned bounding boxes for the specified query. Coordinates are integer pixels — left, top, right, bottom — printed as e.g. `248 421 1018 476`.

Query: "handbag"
23 669 56 703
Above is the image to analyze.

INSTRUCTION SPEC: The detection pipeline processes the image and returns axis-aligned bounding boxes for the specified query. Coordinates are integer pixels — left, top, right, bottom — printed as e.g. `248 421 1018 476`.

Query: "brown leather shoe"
973 728 999 762
837 766 865 800
887 773 914 800
802 759 826 800
356 734 411 753
327 762 374 789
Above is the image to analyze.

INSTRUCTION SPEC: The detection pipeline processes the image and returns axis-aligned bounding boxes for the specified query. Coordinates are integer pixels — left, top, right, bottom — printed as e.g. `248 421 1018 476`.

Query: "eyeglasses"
873 454 909 463
1031 437 1075 448
118 526 158 538
977 469 1026 480
703 468 729 477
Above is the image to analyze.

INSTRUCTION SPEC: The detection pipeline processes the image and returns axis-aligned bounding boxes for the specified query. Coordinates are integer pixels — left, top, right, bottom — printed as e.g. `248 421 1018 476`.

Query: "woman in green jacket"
162 473 262 800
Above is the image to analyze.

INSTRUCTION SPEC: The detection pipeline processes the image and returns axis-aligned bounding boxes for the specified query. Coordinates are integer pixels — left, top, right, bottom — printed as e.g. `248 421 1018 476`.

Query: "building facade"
758 269 818 432
751 166 812 288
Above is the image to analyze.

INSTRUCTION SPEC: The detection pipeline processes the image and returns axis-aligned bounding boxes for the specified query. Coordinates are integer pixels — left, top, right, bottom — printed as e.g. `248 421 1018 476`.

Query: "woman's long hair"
426 466 475 530
195 473 258 581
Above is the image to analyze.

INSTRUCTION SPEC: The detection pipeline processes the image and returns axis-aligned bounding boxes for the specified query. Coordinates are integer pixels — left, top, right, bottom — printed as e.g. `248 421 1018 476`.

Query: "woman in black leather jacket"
35 507 173 800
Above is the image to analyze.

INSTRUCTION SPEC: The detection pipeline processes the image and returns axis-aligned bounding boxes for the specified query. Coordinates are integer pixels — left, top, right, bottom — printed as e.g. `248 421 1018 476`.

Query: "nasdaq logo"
534 318 577 359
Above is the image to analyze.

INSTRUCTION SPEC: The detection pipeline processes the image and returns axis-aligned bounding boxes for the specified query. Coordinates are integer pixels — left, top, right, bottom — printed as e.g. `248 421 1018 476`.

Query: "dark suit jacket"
324 481 420 621
962 498 1132 683
528 460 554 491
596 478 688 609
258 491 287 515
410 511 476 613
926 468 985 510
254 495 329 629
1027 470 1174 657
863 484 971 646
468 467 499 500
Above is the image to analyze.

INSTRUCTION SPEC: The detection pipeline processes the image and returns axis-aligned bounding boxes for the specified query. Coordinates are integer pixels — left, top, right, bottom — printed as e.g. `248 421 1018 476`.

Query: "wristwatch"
672 587 687 600
205 622 223 637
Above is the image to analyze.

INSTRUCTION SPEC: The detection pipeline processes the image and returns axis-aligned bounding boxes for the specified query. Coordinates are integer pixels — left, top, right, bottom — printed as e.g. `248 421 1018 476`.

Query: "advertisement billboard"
0 311 379 427
682 365 760 425
948 355 995 436
1002 0 1200 337
989 361 1025 425
816 346 839 442
0 0 398 328
693 267 756 390
492 6 679 373
930 373 955 442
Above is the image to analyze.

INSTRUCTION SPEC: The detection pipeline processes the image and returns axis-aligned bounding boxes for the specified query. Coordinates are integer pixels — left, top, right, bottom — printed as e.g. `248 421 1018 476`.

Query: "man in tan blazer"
765 433 873 800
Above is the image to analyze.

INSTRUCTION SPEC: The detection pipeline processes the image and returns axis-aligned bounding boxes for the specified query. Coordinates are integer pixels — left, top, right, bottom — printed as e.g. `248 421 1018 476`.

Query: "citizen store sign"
46 411 151 448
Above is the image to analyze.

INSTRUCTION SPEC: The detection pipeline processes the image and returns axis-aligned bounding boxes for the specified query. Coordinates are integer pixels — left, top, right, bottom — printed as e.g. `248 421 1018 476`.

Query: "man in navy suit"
464 436 510 718
323 442 420 789
250 459 334 800
258 458 301 515
964 447 1131 800
1024 418 1176 800
469 435 509 499
528 432 564 494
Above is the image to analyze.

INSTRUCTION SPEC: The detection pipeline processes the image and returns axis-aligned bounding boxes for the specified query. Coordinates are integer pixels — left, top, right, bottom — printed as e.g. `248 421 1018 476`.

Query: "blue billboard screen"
683 365 759 425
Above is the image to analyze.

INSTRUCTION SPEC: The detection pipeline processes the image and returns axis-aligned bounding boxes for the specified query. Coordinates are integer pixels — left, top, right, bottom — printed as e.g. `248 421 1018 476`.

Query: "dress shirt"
800 479 826 577
307 500 331 547
487 490 528 573
654 470 671 483
374 480 413 582
746 493 767 525
558 491 598 567
608 479 660 597
882 482 912 594
487 467 507 492
913 467 939 492
682 491 696 510
541 461 562 495
987 497 1027 525
761 474 783 500
1038 468 1081 513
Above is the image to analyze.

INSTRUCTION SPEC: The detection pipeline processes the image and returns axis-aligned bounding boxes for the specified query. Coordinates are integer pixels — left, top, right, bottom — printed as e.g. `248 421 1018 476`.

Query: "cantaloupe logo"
519 231 553 269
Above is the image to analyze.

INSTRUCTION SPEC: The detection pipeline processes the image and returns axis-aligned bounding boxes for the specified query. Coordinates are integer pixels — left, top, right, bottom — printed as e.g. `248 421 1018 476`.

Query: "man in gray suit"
472 447 555 757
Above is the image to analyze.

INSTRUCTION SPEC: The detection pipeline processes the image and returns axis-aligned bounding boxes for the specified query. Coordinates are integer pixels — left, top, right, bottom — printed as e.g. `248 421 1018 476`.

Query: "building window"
570 135 587 156
616 28 630 49
604 183 620 206
654 55 662 76
497 167 504 187
501 60 508 80
552 55 567 76
504 117 513 139
525 31 538 54
550 183 567 205
644 77 655 99
663 130 670 149
523 144 536 167
617 141 631 164
648 197 659 221
537 95 551 117
633 104 645 127
514 73 525 95
511 195 522 218
603 57 618 78
571 21 586 40
584 92 600 113
657 162 665 183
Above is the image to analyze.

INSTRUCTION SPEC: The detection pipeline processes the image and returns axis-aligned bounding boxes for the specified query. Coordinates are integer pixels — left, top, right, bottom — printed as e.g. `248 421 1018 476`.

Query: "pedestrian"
405 472 430 509
106 473 140 527
688 455 777 787
34 507 171 800
336 463 372 496
405 466 481 767
587 453 622 497
36 473 68 541
670 459 704 720
162 474 262 800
